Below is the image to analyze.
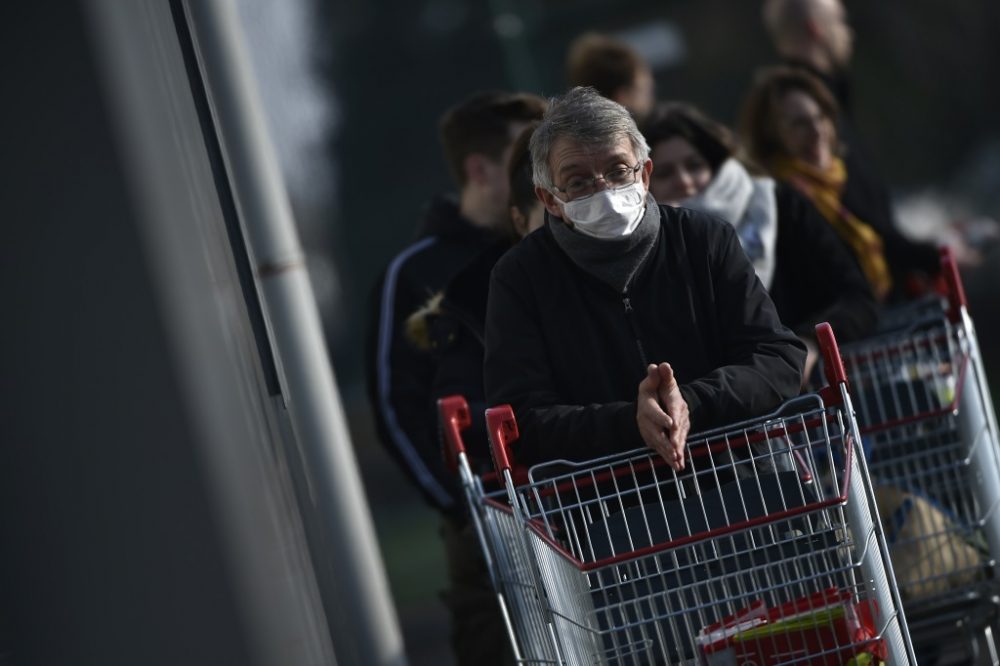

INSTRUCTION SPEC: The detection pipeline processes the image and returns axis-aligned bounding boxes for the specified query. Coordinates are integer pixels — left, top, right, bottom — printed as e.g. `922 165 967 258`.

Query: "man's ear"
463 153 489 186
640 159 653 188
803 17 823 41
535 186 564 220
611 86 631 109
510 206 529 239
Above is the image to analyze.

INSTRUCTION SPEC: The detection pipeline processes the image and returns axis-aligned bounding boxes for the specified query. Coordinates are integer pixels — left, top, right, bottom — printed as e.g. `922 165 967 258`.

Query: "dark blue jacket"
366 195 498 513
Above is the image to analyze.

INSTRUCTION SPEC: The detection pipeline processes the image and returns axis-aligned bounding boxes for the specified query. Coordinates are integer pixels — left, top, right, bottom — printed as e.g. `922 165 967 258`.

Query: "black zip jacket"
484 205 806 466
770 183 878 342
366 195 499 513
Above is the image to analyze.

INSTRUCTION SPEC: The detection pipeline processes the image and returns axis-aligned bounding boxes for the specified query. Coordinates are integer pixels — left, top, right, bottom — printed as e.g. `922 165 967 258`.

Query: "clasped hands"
636 362 689 471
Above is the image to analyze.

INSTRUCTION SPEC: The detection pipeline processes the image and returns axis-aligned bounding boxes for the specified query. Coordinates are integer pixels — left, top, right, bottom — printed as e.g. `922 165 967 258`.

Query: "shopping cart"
839 247 1000 659
439 395 560 663
471 324 914 665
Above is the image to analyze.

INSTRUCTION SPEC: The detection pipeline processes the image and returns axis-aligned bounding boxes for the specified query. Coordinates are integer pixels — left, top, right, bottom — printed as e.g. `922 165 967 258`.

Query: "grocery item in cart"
875 485 985 601
697 588 885 666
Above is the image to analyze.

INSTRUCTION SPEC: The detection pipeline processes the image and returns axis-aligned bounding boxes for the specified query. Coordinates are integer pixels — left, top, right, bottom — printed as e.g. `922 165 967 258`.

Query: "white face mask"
556 181 647 239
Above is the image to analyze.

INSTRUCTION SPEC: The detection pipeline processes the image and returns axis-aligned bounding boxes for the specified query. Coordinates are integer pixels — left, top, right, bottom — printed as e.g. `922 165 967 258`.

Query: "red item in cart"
697 588 886 666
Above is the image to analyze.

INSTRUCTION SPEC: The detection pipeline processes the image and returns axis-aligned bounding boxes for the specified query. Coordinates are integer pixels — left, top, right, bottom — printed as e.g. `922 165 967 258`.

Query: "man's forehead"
549 135 635 169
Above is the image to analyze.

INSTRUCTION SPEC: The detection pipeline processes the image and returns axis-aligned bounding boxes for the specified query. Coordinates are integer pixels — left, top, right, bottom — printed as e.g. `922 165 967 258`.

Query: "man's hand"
637 363 689 470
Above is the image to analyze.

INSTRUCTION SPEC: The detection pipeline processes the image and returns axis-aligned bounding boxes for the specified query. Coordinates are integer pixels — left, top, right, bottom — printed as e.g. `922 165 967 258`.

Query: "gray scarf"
549 193 661 293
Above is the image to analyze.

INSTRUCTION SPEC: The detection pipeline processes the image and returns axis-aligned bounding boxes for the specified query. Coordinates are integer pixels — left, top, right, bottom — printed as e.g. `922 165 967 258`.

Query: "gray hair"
529 86 650 191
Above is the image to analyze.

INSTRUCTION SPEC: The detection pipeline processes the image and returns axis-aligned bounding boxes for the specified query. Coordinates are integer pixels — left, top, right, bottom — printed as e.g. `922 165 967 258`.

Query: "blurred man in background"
566 32 656 124
368 90 545 513
366 89 545 663
762 0 854 115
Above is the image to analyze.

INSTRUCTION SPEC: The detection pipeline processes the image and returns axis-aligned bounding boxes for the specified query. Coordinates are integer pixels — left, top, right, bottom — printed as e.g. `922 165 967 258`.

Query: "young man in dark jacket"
366 90 545 513
366 90 545 666
484 87 806 468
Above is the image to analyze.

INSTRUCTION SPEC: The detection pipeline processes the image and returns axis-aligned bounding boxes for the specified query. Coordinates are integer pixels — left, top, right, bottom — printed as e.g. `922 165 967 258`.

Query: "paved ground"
346 395 455 665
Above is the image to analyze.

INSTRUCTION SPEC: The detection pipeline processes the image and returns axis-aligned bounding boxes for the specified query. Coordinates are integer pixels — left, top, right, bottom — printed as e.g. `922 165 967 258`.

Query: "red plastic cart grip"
486 405 519 474
815 322 848 406
938 245 967 323
438 395 471 474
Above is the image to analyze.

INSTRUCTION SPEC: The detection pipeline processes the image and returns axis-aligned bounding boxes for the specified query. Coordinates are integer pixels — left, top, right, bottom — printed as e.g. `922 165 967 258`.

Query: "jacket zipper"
622 288 650 369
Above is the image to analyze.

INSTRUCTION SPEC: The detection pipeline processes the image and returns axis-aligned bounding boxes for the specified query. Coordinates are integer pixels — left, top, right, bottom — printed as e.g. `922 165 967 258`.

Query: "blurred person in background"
566 32 655 124
643 102 876 385
367 91 544 664
739 67 941 303
408 122 545 455
762 0 854 118
761 1 984 276
484 87 805 469
366 90 545 516
404 123 544 664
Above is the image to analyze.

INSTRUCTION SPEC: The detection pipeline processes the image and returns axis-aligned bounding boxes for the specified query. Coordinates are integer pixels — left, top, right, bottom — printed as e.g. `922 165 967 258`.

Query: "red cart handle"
938 245 967 323
486 405 519 474
815 322 848 406
438 395 471 474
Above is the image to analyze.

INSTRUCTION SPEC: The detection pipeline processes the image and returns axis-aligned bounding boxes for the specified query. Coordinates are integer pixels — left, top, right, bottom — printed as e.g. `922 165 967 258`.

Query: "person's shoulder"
773 180 810 212
772 181 827 235
415 193 462 238
661 203 737 247
384 200 492 281
381 234 444 285
492 223 558 280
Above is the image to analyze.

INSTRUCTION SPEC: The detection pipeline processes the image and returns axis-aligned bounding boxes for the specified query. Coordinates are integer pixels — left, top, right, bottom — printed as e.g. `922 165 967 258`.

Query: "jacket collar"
416 194 501 244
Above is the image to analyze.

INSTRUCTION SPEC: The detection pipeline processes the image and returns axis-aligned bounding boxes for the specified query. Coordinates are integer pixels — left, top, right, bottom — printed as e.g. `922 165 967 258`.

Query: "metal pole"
83 0 342 663
180 1 406 664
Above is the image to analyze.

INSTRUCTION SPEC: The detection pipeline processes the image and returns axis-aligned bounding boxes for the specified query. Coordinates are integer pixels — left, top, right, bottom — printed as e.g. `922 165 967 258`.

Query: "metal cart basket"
839 248 1000 659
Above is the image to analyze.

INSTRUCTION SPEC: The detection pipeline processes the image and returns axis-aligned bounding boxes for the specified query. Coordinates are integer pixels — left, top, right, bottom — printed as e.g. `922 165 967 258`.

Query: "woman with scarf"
738 66 940 302
643 102 877 382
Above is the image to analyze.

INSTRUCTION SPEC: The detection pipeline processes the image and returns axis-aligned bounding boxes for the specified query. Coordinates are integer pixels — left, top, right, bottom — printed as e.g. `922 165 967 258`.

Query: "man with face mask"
484 87 806 467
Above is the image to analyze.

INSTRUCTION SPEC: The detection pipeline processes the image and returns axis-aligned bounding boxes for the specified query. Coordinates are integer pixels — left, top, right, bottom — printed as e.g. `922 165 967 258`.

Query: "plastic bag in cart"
875 485 986 602
696 588 886 666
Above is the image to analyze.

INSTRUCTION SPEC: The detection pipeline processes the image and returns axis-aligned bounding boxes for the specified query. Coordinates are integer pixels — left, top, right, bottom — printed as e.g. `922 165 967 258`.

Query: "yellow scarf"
771 156 892 301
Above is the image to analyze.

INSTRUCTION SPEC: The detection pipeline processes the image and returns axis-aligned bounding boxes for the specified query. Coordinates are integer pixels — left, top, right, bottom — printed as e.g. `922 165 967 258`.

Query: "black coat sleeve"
771 186 879 343
365 267 459 512
677 221 807 431
483 267 643 465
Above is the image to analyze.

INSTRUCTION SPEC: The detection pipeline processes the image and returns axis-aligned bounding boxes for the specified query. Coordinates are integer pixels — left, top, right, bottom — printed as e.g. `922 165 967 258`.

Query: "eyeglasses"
553 161 643 200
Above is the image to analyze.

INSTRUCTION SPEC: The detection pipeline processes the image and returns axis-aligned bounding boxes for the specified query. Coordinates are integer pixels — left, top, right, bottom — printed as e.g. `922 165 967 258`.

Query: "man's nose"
593 176 611 192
